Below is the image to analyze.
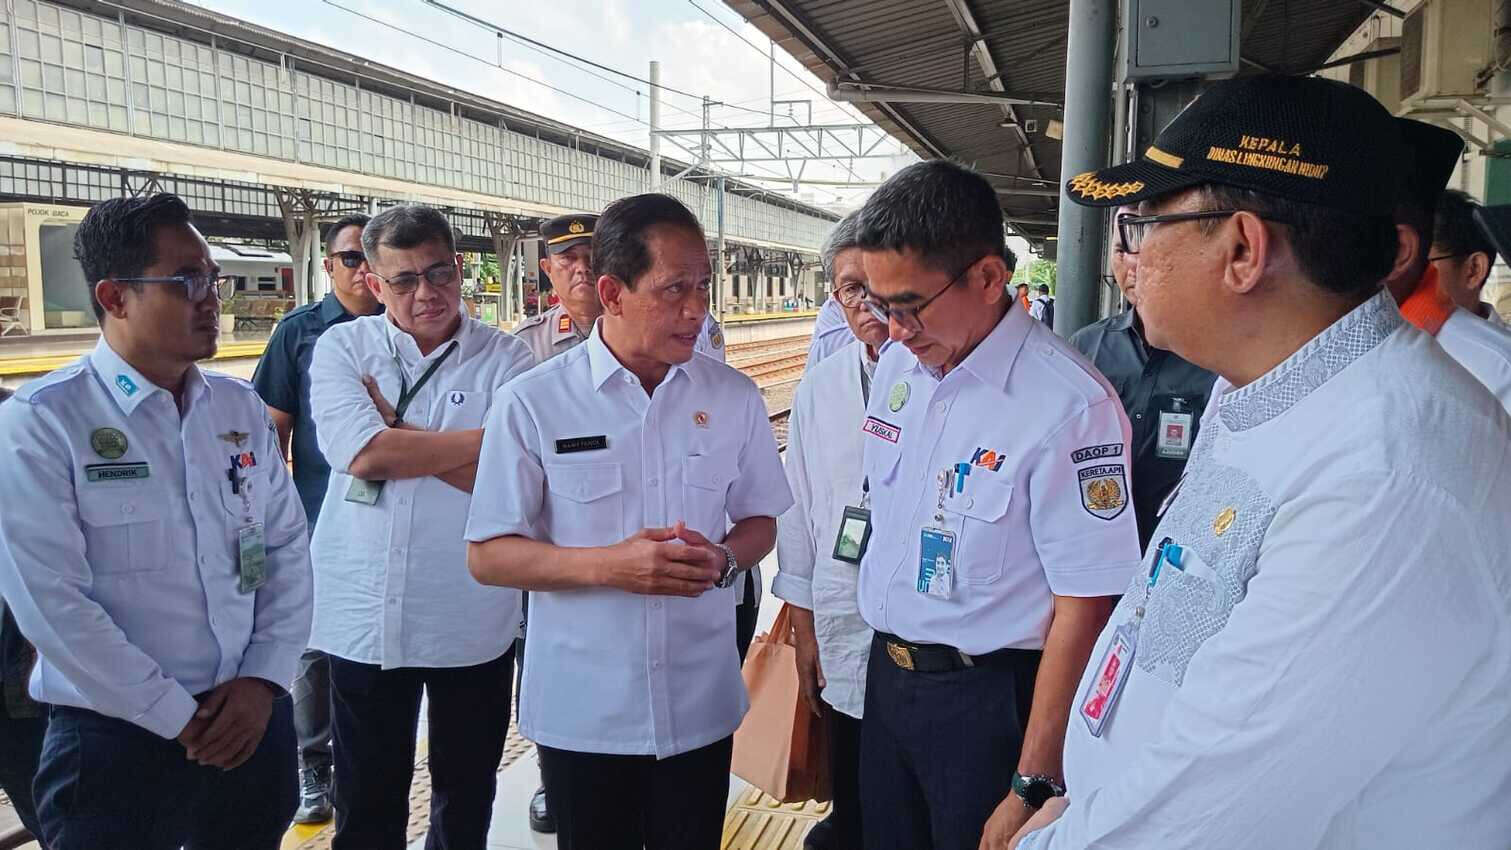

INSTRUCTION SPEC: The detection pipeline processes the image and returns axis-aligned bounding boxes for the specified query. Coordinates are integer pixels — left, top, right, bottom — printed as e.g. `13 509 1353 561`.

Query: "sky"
185 0 920 211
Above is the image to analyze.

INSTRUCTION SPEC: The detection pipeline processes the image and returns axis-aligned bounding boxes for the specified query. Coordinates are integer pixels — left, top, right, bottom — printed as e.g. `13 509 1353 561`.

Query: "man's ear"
94 279 130 320
975 256 1009 305
322 256 335 278
1387 221 1422 287
1468 251 1492 293
597 275 626 316
363 271 383 301
539 256 551 278
1222 211 1271 296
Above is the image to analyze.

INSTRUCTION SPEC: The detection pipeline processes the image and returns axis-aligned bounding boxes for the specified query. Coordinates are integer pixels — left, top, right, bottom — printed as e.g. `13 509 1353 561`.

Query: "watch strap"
1011 771 1066 810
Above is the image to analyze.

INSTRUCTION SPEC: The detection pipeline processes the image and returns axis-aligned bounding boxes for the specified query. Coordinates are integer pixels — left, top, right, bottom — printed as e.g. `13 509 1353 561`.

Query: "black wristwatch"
1011 771 1066 810
712 543 741 588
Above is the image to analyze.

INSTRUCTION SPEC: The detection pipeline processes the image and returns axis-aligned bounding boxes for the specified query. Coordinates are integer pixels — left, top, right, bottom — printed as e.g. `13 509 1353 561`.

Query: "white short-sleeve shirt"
466 321 793 757
1435 306 1511 413
308 314 535 669
858 305 1141 655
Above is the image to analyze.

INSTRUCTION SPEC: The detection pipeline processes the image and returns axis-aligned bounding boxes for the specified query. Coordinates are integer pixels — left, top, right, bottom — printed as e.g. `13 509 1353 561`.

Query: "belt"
874 632 1026 673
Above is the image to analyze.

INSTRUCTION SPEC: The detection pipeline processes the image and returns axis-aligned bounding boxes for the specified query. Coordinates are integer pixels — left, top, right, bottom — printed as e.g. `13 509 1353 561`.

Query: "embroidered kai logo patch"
229 451 258 470
115 374 139 397
1078 464 1128 520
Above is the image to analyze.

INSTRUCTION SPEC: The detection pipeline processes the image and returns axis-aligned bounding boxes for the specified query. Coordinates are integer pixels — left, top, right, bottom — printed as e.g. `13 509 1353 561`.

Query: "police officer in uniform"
513 214 599 366
0 193 312 849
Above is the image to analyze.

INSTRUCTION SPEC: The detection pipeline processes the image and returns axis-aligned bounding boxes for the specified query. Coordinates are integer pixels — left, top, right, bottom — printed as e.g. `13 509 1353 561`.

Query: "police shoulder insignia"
557 314 573 334
90 427 129 460
1078 463 1128 520
709 327 723 349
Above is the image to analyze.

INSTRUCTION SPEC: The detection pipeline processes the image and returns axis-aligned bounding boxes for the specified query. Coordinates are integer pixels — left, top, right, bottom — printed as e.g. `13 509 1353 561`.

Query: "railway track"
769 406 791 451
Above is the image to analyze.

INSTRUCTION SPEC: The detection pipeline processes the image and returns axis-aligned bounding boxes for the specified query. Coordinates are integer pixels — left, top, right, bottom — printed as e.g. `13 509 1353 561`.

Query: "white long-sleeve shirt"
0 340 312 739
1022 293 1511 850
773 340 875 718
308 314 535 669
1434 306 1511 413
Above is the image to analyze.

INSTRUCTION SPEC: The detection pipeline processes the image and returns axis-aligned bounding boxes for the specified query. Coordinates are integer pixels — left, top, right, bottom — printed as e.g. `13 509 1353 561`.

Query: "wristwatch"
1011 771 1066 811
712 543 741 588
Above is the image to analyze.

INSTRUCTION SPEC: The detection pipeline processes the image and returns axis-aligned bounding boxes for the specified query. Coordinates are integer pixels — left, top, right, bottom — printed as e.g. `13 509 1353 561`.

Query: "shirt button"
1135 413 1144 420
966 497 975 509
388 598 398 606
648 478 658 487
936 402 947 413
122 504 135 515
397 496 408 505
188 492 196 502
209 616 217 628
652 600 662 609
652 660 663 669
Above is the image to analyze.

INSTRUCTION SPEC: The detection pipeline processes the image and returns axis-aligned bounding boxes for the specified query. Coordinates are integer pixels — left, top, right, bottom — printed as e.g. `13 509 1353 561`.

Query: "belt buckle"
886 641 914 671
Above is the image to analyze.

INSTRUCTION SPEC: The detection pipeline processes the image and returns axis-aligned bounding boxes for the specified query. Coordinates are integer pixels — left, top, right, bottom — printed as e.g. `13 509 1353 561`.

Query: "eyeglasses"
1116 209 1290 255
369 261 458 296
861 256 982 334
1100 274 1117 288
114 273 235 304
833 281 867 308
1427 251 1470 262
332 250 366 269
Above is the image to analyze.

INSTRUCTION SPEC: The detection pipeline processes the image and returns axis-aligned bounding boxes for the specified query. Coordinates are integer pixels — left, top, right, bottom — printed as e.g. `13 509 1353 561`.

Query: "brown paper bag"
731 603 833 804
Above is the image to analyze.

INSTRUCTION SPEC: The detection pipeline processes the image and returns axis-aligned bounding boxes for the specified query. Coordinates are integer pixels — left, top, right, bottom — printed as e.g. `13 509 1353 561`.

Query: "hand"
670 521 728 577
789 607 826 717
979 793 1035 850
1005 797 1068 850
179 678 275 770
361 375 420 429
599 526 722 597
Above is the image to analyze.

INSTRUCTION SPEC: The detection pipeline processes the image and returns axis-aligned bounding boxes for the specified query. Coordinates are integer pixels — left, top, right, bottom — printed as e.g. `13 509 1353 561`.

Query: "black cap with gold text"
1065 75 1407 217
540 213 597 255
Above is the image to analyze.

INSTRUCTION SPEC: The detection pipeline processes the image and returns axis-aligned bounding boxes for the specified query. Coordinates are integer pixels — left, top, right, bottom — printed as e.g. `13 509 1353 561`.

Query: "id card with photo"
237 522 268 594
832 505 872 565
916 528 955 598
1081 621 1138 737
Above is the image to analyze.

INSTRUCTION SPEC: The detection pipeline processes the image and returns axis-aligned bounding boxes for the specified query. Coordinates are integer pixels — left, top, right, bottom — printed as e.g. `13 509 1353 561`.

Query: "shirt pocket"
946 475 1014 585
682 454 736 538
76 488 171 576
217 465 270 529
544 462 625 547
435 388 489 431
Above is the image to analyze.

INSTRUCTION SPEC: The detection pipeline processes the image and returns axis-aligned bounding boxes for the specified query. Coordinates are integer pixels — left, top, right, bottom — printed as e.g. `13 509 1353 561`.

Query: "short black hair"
1433 189 1493 261
361 205 455 262
325 213 371 256
74 193 194 320
1037 284 1050 294
592 193 705 289
1196 184 1397 299
854 160 1007 278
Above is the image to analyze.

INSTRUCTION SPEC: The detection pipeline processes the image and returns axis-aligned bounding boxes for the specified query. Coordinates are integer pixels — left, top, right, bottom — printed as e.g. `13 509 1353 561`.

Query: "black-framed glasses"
833 281 867 308
861 256 983 334
113 273 235 304
332 250 366 269
369 261 458 296
1116 209 1290 255
1427 251 1470 262
1100 274 1117 288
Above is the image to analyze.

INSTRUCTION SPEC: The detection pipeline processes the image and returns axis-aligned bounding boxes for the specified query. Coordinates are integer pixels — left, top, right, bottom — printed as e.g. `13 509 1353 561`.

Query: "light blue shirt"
0 339 312 739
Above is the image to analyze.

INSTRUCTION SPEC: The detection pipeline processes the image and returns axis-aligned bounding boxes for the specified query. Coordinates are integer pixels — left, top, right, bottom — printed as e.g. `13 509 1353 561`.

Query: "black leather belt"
874 632 1025 673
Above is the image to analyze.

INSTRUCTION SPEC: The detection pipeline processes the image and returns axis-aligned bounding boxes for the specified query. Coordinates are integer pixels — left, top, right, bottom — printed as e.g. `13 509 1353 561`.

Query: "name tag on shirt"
555 435 608 454
237 522 267 594
1081 621 1138 737
1156 410 1194 459
84 462 150 483
345 477 384 505
917 528 955 598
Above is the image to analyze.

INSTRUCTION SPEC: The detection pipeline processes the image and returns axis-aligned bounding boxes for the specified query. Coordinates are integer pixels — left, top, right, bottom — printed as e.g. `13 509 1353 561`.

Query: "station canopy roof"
727 0 1383 242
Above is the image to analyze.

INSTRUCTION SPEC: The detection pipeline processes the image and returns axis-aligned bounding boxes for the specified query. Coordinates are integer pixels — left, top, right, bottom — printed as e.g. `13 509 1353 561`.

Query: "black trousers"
0 707 46 841
735 571 759 662
34 701 297 850
539 736 733 850
329 649 514 850
823 709 863 850
292 648 332 773
859 635 1040 850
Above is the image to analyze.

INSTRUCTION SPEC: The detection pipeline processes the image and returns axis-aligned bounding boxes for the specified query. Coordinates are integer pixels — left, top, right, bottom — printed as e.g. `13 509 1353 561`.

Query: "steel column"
1053 0 1117 336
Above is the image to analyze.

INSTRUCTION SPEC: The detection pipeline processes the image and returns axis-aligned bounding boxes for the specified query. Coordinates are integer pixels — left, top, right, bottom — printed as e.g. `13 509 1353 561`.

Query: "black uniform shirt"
1071 309 1216 549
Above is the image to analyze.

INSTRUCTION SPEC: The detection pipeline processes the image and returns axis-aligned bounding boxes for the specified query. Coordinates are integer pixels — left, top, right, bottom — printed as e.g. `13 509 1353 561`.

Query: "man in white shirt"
851 161 1139 850
0 193 312 850
807 294 855 365
307 205 535 850
1016 73 1511 850
466 192 792 850
1430 190 1511 411
774 210 885 850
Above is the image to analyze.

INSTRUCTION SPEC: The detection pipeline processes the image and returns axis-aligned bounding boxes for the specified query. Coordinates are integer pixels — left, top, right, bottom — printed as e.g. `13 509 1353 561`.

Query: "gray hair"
361 205 456 262
820 210 864 280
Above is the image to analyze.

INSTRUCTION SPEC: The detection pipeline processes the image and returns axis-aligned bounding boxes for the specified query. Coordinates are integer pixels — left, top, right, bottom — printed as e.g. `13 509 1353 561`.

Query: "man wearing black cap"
513 214 601 366
1007 75 1511 849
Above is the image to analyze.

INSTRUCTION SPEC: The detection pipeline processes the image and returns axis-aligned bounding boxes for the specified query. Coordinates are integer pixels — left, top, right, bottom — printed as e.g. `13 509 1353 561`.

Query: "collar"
1218 290 1402 432
905 303 1033 390
89 337 210 416
1108 307 1136 333
585 320 692 391
318 293 351 325
383 310 469 365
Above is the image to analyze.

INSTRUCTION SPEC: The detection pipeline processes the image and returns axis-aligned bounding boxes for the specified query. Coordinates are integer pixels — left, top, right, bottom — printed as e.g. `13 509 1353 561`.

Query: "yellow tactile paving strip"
280 720 535 850
721 787 827 850
0 340 270 376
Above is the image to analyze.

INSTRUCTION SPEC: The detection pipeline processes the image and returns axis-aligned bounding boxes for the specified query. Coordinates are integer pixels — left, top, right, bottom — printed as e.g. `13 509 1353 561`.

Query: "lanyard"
392 341 458 426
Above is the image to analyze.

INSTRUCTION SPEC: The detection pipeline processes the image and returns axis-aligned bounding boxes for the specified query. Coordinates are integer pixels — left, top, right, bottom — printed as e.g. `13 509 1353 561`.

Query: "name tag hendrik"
85 462 150 482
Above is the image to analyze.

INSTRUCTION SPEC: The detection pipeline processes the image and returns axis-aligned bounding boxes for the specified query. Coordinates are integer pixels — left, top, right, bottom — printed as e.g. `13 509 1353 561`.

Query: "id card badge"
237 523 268 594
1156 409 1194 459
344 477 384 505
916 528 955 598
832 505 872 565
1081 620 1138 737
